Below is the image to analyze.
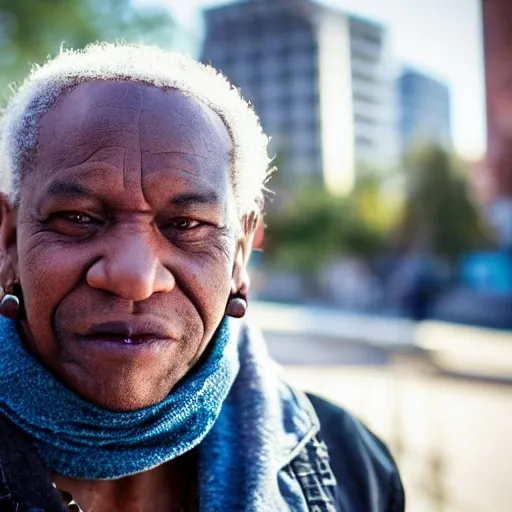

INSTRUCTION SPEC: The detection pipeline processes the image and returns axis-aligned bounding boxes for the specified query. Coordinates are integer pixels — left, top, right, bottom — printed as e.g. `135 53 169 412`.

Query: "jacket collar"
196 319 321 511
233 317 321 468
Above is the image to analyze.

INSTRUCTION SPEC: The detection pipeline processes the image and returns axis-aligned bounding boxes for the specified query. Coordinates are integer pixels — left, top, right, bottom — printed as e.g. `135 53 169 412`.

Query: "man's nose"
86 232 175 301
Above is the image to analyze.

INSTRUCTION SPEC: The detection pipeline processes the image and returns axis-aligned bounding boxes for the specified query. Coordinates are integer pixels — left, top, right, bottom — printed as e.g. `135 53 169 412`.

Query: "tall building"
398 69 452 152
481 0 512 249
201 0 397 195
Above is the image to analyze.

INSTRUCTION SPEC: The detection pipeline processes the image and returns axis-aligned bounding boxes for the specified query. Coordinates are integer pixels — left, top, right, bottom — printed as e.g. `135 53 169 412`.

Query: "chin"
83 384 171 412
53 336 187 411
59 366 176 412
98 394 166 412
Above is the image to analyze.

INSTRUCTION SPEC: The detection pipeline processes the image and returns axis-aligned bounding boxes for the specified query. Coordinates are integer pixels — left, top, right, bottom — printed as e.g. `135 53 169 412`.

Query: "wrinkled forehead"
34 80 234 173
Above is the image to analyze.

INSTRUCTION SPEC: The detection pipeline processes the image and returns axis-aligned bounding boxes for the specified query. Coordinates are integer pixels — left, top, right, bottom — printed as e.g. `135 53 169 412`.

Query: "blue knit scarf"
0 316 319 510
0 315 239 480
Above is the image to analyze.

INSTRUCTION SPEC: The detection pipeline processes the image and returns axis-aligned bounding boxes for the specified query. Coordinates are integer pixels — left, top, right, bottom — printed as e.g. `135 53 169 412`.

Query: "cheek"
173 255 233 367
178 249 234 322
17 229 87 344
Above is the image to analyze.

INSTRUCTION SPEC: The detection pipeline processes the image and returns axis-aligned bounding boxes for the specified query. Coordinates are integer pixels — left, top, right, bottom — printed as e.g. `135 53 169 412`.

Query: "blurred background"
1 0 511 510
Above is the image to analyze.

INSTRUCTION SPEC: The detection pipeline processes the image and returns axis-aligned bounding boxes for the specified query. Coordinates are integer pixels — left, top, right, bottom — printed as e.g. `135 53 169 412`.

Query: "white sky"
136 0 486 160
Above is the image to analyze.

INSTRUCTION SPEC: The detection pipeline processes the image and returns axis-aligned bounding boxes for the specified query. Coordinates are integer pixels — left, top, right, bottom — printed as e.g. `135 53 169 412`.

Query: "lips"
81 319 171 345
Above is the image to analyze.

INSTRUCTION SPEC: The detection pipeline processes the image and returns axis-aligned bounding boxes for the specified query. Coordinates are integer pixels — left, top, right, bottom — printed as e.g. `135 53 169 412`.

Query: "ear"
231 243 250 298
231 211 260 297
0 193 18 288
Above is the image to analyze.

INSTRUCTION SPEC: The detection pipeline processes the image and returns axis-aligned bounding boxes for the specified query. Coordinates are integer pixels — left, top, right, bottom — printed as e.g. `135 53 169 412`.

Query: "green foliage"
263 145 488 273
397 144 489 260
352 164 403 233
263 184 387 272
0 0 174 98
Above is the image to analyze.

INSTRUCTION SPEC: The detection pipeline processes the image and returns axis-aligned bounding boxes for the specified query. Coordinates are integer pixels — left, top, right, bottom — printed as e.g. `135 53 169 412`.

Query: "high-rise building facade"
201 0 397 195
398 69 452 152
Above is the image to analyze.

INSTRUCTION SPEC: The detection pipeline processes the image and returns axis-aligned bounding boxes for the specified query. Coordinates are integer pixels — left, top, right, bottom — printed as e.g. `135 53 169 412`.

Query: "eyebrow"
45 180 94 199
42 180 222 207
169 191 222 207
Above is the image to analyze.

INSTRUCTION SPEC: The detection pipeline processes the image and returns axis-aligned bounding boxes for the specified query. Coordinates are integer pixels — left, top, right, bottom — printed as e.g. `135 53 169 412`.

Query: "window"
352 70 374 84
353 91 377 105
354 113 376 125
356 135 374 147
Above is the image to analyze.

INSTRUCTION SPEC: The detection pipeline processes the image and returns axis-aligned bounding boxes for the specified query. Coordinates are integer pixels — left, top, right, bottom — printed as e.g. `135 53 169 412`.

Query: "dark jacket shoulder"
0 414 66 512
307 393 405 512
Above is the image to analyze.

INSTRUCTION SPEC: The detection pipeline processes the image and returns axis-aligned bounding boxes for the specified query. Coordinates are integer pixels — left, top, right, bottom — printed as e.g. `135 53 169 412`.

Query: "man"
0 43 404 511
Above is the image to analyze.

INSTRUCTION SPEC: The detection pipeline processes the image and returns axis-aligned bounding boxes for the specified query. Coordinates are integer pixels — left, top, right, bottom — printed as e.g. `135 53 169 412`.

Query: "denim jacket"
0 390 404 511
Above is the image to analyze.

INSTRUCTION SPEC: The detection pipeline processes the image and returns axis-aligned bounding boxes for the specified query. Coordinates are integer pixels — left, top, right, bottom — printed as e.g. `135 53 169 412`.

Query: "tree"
263 183 388 273
396 144 489 260
0 0 174 100
352 161 403 235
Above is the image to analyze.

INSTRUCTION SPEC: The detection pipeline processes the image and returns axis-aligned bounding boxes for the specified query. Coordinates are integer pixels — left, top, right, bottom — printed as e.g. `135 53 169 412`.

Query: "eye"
60 212 96 224
45 211 103 237
170 218 201 230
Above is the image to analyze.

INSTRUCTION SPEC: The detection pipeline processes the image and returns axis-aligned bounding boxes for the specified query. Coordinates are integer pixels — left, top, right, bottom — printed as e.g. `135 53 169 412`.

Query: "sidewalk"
251 300 512 381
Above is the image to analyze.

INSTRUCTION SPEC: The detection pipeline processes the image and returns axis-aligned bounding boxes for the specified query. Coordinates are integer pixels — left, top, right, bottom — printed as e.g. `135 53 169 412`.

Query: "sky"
136 0 486 160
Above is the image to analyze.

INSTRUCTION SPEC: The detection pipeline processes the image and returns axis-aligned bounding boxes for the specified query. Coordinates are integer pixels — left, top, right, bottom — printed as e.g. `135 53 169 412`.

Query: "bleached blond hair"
0 43 272 215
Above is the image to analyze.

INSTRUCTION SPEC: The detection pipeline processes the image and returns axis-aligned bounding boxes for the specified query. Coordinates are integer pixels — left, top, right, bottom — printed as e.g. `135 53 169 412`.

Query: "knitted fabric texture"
198 322 319 511
0 316 319 511
0 315 239 479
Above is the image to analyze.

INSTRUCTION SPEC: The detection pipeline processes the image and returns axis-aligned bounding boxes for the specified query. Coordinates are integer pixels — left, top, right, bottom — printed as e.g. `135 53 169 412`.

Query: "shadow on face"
9 80 245 411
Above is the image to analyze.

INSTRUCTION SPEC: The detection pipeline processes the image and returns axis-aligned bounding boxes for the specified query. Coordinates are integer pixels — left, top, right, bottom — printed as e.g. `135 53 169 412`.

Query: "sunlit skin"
0 80 254 511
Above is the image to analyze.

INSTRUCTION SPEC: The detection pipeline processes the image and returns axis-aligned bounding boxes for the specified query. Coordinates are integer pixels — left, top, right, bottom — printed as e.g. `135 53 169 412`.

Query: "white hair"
0 42 272 215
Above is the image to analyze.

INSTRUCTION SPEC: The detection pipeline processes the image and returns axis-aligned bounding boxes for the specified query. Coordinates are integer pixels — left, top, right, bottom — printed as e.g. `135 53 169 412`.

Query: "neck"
52 450 197 512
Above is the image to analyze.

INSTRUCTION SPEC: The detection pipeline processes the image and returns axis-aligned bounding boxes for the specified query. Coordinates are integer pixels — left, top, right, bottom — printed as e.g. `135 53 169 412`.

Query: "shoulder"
307 393 405 512
0 414 66 511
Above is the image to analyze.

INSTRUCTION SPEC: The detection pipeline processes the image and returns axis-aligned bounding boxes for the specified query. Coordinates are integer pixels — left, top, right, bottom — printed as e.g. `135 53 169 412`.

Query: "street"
255 302 512 512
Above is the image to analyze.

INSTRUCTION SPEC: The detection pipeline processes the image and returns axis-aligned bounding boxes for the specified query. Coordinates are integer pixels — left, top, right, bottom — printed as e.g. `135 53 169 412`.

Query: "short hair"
0 42 272 216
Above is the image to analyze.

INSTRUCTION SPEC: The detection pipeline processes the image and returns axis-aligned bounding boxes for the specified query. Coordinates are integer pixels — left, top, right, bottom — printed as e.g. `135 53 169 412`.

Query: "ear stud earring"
226 294 248 319
0 282 20 319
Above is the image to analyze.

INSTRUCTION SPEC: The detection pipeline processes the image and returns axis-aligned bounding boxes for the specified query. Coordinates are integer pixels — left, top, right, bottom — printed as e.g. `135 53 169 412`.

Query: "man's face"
14 80 240 411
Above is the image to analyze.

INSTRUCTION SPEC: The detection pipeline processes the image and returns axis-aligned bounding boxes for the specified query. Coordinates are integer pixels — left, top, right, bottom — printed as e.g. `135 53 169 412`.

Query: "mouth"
82 334 160 345
80 320 172 346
